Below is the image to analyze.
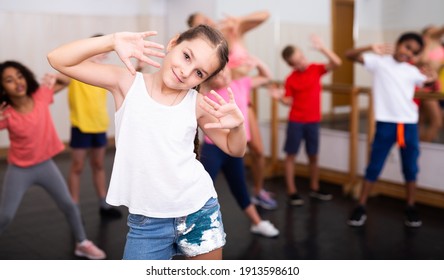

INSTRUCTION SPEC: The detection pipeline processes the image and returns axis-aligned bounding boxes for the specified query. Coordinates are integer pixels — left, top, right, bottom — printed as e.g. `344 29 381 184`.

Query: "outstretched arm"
249 56 272 89
236 10 270 35
426 25 444 40
40 73 68 94
47 32 164 106
311 35 342 71
345 43 393 64
220 10 270 38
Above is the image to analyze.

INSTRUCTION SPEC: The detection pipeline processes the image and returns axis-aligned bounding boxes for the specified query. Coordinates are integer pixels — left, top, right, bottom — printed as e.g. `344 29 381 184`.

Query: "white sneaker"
250 220 279 238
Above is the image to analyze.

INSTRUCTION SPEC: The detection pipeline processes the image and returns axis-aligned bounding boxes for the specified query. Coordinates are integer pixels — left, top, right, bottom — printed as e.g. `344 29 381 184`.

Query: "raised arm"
426 25 444 40
345 43 393 64
47 32 164 107
237 10 270 35
249 56 272 89
40 73 68 94
220 10 270 39
311 35 342 71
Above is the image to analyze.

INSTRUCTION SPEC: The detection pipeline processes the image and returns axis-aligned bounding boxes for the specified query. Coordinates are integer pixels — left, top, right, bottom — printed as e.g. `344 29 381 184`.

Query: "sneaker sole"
256 202 278 210
309 194 333 201
251 197 278 210
347 215 367 227
289 200 304 206
74 250 106 260
405 221 422 228
250 230 280 238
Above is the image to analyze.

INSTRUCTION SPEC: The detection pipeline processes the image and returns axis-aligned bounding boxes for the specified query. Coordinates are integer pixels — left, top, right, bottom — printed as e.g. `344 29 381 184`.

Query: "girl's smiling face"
1 67 27 98
162 37 220 91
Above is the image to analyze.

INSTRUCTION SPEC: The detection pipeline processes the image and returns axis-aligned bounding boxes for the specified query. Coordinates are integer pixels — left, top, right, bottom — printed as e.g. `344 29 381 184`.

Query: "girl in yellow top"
56 39 121 219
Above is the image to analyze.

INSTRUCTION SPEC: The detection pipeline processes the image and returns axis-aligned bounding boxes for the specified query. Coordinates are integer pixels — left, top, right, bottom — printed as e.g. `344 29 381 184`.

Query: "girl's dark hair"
397 32 424 52
176 25 229 160
176 24 229 81
0 60 39 105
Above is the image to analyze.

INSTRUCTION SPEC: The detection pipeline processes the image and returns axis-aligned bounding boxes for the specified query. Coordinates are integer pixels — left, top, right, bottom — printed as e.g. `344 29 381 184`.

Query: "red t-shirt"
284 64 327 122
0 87 65 167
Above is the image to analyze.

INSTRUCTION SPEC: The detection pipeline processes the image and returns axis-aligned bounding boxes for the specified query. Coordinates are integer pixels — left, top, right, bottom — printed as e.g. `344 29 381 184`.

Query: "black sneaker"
309 189 333 201
405 206 422 228
100 207 122 219
347 205 367 226
288 193 304 206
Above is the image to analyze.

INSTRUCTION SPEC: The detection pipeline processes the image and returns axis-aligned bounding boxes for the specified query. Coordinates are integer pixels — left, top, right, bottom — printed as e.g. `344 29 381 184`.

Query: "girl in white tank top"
48 25 247 260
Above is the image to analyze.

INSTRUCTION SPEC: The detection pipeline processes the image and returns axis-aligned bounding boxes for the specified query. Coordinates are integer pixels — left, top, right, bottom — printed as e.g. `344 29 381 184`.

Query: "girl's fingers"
139 56 161 68
143 40 165 51
141 31 158 37
226 87 235 103
143 48 165 59
199 101 221 118
203 95 222 110
209 90 227 105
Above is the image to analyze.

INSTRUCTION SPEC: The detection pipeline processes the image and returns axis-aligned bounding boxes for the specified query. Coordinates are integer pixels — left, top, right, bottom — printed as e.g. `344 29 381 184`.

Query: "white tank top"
106 72 217 218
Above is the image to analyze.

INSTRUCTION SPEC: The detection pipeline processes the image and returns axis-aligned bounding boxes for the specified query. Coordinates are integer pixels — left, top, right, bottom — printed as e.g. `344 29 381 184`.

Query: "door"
331 0 354 107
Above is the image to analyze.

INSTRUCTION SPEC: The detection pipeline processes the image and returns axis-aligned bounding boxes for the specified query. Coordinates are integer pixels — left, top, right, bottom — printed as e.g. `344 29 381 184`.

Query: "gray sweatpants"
0 159 86 242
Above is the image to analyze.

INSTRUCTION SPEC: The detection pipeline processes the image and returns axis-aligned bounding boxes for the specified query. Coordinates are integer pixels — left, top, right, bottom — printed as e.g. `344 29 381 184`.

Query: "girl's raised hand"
200 88 244 129
113 31 165 75
41 73 57 89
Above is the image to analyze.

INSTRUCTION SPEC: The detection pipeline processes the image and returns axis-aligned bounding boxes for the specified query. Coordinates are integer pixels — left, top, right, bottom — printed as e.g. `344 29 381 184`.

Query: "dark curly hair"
0 61 39 105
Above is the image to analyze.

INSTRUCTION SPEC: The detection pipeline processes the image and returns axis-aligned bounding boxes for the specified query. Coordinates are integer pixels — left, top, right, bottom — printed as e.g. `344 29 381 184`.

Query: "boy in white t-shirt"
345 32 435 228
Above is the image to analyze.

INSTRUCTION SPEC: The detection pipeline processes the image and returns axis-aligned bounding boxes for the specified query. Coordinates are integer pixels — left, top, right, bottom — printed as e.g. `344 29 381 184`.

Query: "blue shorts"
284 121 320 156
122 197 226 260
365 122 419 182
69 127 107 149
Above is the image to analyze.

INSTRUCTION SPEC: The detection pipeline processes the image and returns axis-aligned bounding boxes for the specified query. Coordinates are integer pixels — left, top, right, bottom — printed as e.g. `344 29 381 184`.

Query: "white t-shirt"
106 73 217 218
363 53 427 123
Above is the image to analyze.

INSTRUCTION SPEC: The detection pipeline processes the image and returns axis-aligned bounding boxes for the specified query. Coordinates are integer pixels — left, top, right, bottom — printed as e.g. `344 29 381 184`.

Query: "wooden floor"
0 148 444 260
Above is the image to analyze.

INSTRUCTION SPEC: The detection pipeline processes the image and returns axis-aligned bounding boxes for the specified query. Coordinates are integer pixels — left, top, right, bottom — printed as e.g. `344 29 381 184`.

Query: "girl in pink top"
0 61 105 259
187 11 276 207
200 60 279 238
417 25 444 141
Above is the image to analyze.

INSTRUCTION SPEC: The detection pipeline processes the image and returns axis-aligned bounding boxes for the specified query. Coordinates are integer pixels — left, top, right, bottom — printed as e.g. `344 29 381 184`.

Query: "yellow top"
68 79 109 133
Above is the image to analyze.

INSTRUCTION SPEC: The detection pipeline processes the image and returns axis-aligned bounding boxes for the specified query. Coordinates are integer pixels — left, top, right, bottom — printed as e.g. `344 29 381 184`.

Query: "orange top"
0 87 64 167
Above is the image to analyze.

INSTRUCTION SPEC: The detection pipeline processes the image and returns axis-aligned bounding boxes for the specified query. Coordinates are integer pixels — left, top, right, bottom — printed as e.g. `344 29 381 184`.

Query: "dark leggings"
0 159 87 242
200 142 251 210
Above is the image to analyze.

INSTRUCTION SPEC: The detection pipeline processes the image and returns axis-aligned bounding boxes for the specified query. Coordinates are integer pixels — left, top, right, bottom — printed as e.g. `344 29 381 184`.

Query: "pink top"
228 43 252 69
204 77 252 144
428 46 444 61
0 87 65 167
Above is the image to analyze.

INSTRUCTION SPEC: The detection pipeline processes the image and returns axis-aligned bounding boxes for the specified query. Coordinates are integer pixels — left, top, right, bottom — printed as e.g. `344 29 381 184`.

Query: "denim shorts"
122 197 226 260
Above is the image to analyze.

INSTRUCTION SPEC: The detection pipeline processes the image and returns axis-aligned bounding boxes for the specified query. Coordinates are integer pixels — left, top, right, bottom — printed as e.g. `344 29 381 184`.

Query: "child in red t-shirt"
278 35 342 206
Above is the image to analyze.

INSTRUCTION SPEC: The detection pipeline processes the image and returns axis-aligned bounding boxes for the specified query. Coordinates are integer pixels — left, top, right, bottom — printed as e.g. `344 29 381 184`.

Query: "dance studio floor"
0 148 443 260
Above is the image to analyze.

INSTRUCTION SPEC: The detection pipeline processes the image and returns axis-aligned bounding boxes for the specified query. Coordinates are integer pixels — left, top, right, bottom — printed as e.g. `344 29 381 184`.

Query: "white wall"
0 0 167 147
2 0 444 192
